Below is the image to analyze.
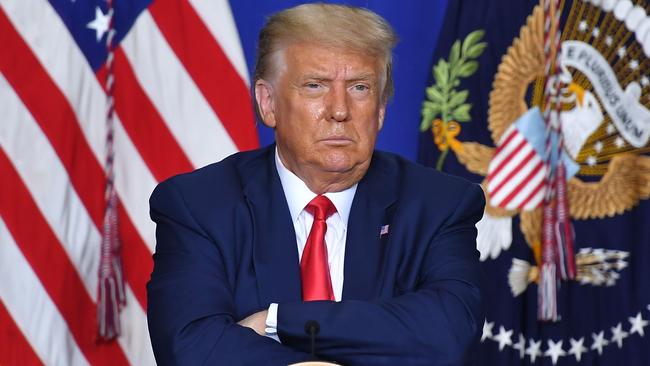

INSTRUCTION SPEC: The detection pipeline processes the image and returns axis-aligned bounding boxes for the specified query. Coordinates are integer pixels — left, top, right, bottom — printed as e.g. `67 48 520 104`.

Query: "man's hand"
237 310 268 336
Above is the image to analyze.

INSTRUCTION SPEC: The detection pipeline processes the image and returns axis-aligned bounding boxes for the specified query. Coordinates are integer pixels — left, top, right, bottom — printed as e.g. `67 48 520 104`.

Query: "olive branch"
420 30 486 170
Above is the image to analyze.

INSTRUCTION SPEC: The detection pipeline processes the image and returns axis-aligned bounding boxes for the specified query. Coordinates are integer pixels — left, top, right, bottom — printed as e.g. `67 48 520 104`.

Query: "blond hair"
254 3 398 101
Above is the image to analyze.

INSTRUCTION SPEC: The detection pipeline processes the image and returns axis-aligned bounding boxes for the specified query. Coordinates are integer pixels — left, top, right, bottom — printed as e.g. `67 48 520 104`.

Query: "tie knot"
306 195 337 221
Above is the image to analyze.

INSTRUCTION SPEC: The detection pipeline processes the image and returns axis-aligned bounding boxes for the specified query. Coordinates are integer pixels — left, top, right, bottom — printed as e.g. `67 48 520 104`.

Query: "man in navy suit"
147 3 485 365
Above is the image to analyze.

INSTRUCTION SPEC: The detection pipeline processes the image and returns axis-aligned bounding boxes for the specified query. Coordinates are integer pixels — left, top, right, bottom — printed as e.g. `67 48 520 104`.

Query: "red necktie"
301 195 337 301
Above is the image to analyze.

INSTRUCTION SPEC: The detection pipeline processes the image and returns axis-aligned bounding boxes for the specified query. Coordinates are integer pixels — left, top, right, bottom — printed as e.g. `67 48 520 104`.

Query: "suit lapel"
241 146 302 305
342 153 398 300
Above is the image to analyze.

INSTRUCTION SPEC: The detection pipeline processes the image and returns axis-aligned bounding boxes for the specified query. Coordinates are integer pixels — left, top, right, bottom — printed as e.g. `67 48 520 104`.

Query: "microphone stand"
304 320 320 358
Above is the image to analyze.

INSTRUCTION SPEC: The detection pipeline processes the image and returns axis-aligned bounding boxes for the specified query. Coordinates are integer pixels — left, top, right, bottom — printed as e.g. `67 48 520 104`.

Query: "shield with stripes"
487 107 578 211
487 124 547 210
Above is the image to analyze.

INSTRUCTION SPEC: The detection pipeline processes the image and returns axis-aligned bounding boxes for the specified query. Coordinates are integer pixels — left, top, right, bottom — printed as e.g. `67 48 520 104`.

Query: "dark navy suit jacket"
147 145 485 365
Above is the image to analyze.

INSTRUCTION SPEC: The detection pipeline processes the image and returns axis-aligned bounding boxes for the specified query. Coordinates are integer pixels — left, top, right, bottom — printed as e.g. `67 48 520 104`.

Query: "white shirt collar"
275 147 357 227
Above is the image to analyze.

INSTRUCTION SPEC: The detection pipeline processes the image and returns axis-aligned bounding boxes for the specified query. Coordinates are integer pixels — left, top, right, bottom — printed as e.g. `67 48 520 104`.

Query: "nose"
328 84 350 122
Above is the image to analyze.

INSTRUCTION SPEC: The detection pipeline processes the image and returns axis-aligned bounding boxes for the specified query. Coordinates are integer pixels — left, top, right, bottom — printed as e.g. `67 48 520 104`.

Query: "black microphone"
304 320 320 357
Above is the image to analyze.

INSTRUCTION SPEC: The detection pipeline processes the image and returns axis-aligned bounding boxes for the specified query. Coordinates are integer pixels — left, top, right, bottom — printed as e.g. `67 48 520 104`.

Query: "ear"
254 79 276 128
377 102 386 131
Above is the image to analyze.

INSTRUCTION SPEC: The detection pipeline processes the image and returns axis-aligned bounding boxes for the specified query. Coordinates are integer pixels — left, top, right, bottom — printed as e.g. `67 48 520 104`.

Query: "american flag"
0 0 257 364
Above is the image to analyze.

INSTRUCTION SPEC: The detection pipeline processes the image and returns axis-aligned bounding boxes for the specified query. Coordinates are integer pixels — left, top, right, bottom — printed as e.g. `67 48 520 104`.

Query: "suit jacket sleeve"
277 183 485 366
147 179 312 366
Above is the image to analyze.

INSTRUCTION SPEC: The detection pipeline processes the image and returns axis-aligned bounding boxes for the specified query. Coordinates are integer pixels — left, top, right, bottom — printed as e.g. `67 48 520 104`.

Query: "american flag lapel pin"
379 224 389 237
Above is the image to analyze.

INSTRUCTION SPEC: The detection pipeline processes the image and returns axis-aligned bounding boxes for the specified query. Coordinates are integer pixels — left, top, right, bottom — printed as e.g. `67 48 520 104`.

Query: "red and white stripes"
487 125 548 211
0 0 256 363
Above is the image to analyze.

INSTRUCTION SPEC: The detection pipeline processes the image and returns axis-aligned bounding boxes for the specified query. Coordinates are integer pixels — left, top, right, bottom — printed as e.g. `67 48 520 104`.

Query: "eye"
305 83 321 89
352 84 369 92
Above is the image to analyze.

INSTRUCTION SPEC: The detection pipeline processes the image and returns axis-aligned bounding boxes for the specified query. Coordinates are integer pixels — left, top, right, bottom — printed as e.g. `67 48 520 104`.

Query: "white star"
618 46 627 58
86 7 111 43
647 304 650 312
641 76 649 87
615 136 626 148
512 334 526 360
526 339 543 363
544 339 566 365
578 20 588 32
592 27 600 37
591 331 609 355
614 250 627 257
605 35 613 46
493 326 513 350
629 312 649 337
594 141 604 153
481 320 494 342
615 250 629 259
606 123 616 134
586 155 597 166
568 337 588 362
630 59 640 70
611 323 629 348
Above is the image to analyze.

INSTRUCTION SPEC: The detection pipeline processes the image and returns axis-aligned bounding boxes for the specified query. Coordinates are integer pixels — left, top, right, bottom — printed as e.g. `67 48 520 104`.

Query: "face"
255 42 386 189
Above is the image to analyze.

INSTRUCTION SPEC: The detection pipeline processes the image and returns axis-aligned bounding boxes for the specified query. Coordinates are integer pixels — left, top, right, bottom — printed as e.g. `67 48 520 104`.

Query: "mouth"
319 136 354 146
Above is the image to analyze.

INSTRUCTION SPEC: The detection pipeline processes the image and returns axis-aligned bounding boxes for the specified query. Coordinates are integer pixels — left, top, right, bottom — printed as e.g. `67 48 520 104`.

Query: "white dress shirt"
265 148 357 340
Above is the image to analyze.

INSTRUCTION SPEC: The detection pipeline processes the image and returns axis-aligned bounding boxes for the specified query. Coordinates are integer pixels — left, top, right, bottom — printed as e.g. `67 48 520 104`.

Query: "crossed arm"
148 180 485 365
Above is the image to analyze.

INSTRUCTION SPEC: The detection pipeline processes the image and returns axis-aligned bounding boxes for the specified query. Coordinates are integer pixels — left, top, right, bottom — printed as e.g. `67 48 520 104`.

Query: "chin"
320 151 364 173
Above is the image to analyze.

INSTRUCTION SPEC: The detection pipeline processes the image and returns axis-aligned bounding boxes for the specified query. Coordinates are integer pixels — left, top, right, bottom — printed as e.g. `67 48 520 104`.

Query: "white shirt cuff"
265 303 280 342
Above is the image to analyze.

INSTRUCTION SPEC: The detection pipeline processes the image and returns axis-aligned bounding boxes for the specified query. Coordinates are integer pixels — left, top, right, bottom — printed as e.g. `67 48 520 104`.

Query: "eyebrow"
301 73 378 82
